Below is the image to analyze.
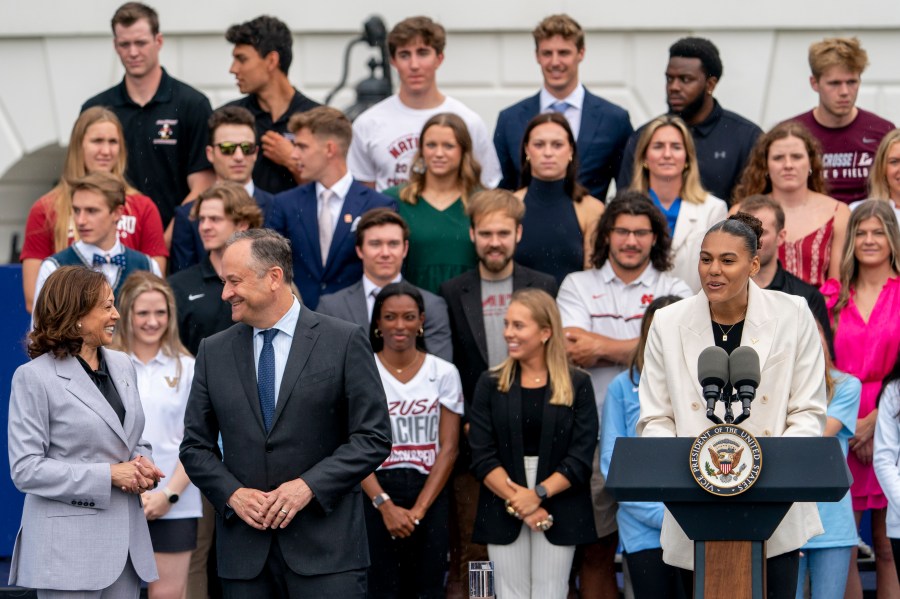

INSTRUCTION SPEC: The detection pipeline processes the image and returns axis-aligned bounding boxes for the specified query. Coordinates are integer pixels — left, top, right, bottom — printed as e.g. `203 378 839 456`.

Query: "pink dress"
822 277 900 510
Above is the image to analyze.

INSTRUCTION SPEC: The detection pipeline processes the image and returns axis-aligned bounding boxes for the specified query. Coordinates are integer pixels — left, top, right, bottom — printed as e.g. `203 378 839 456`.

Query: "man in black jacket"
439 189 557 594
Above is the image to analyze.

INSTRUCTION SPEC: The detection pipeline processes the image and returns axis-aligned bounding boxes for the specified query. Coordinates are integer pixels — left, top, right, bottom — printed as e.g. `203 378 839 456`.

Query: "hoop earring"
374 328 382 338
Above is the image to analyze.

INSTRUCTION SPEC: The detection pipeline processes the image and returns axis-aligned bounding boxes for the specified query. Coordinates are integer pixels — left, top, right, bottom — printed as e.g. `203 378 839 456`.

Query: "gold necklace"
709 306 746 342
379 351 421 374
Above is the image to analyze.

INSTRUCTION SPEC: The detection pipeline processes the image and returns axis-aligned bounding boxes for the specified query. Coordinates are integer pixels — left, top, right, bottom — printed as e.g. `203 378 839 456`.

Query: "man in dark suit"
180 229 391 597
171 105 276 273
493 14 633 199
438 189 557 595
267 107 396 309
317 208 453 361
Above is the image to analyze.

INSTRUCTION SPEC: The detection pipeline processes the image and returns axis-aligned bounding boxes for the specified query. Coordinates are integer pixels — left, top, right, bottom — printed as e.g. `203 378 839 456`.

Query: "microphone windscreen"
698 346 729 388
730 346 761 388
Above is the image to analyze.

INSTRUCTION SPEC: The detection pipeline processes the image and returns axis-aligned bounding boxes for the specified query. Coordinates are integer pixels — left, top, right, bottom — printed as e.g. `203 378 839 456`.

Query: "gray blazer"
317 279 453 361
7 349 158 591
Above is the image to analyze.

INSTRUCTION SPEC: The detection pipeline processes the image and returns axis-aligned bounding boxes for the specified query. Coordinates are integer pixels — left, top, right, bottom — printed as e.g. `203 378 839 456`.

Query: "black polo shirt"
222 90 320 194
168 255 233 356
617 99 763 204
82 68 213 227
766 261 834 357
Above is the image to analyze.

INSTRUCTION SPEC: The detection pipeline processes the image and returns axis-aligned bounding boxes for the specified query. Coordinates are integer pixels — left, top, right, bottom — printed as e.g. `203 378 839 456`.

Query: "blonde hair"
808 37 869 80
50 107 136 251
400 112 482 208
630 115 708 205
832 200 900 326
491 289 573 407
869 129 900 200
112 271 191 384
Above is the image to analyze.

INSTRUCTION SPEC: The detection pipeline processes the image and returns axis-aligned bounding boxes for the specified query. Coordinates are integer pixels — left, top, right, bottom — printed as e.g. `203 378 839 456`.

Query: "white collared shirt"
362 274 402 321
540 83 586 140
244 181 256 197
252 297 301 404
315 171 354 234
33 239 162 311
129 350 202 519
556 262 692 412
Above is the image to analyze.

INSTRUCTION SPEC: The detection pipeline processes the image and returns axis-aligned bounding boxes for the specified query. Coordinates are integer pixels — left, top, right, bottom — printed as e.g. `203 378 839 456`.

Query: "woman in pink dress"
733 121 849 287
821 199 900 597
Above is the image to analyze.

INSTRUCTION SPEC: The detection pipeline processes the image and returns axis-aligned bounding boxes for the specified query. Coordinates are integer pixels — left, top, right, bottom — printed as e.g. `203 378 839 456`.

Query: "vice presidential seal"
689 425 762 496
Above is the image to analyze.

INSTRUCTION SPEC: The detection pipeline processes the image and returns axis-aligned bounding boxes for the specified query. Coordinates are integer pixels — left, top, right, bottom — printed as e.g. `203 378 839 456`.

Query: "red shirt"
21 191 168 261
791 108 896 204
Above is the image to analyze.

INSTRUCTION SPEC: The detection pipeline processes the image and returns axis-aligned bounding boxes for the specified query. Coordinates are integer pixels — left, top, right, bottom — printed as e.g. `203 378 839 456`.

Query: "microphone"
698 346 729 425
730 347 760 424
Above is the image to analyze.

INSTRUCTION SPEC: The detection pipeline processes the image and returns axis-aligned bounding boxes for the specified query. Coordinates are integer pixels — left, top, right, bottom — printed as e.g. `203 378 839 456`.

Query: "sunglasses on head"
215 141 258 155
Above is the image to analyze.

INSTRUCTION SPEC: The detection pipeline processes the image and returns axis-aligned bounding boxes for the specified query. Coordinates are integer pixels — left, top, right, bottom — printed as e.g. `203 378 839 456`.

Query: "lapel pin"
343 213 352 223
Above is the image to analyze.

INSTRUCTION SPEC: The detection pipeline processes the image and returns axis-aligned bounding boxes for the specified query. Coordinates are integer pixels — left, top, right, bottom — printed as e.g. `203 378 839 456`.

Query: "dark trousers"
891 538 900 586
625 548 686 599
679 549 799 599
220 535 366 599
364 468 449 599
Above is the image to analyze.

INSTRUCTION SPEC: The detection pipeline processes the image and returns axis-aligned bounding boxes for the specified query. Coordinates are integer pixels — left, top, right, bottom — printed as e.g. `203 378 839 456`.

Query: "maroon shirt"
791 108 895 203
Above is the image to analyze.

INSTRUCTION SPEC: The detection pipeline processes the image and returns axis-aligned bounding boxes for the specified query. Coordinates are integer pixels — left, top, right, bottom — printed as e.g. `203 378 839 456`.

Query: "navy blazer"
266 180 396 310
493 89 633 199
170 186 275 274
468 368 599 546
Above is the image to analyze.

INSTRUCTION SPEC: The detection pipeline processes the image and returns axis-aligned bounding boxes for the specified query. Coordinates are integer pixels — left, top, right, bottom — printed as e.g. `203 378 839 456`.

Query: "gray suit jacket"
317 279 453 361
7 349 158 590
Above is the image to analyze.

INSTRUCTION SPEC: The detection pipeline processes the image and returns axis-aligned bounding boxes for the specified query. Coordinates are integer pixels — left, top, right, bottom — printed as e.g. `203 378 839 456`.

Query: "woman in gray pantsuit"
7 265 163 598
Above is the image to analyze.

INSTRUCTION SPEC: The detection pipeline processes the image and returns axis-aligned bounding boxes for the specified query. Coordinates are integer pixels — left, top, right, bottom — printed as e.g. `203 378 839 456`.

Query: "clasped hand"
379 502 420 539
229 479 314 531
111 455 164 494
505 478 541 518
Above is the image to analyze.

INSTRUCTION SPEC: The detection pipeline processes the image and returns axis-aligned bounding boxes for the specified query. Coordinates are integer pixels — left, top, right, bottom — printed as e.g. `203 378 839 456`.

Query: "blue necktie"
257 329 278 432
549 100 570 114
93 253 126 267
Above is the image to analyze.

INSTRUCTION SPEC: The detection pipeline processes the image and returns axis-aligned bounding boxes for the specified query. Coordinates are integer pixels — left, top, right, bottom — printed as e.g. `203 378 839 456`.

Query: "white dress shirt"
362 274 403 321
540 83 586 140
315 171 354 232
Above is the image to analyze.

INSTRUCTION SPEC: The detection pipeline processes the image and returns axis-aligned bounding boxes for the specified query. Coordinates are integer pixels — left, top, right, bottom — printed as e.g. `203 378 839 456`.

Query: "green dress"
384 185 477 294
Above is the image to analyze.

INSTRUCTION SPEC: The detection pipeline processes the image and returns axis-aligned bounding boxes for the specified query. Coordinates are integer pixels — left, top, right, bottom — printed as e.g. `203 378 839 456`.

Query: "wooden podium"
605 437 851 599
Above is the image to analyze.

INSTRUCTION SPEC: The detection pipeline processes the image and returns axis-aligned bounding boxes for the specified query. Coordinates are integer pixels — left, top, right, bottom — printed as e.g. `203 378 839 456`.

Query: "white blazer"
636 281 827 569
670 195 729 293
874 382 900 538
7 349 158 590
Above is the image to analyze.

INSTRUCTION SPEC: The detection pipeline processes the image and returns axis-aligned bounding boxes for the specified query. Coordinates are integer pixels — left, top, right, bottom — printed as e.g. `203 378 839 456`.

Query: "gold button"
691 402 700 410
761 395 769 404
764 429 771 436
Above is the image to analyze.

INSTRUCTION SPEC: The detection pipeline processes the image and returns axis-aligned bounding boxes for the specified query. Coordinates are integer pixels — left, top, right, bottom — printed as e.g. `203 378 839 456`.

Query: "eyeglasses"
215 142 258 156
610 227 654 239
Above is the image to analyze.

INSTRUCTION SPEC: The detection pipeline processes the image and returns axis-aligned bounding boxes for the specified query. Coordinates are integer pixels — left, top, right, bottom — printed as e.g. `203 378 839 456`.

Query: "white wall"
1 0 899 262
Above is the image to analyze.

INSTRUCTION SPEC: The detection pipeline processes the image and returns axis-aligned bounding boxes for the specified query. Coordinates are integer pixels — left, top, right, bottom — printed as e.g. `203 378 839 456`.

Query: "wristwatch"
534 484 548 501
162 488 180 504
372 493 391 509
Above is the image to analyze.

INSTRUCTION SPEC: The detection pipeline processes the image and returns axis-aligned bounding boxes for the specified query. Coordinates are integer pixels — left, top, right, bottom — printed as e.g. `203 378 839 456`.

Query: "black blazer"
439 263 558 412
468 367 598 546
180 307 392 578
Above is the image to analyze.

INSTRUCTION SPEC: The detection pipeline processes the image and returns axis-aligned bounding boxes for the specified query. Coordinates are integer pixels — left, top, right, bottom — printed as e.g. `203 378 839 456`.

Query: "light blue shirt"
252 297 301 405
600 368 665 553
803 369 861 549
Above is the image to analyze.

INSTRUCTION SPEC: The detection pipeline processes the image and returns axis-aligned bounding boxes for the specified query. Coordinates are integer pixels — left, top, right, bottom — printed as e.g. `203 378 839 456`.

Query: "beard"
668 92 707 123
479 251 512 273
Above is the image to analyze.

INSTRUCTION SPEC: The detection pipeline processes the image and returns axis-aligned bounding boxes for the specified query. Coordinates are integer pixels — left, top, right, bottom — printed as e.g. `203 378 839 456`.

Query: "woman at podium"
636 213 827 599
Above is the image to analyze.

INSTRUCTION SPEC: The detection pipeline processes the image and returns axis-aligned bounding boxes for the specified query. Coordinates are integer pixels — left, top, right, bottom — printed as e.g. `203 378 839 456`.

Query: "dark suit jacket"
439 264 558 412
468 368 598 546
493 89 633 199
170 186 275 274
316 279 453 361
180 307 392 578
267 180 396 309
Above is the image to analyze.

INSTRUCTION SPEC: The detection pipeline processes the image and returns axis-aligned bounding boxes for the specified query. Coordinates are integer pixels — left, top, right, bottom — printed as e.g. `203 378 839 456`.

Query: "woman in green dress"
384 113 483 293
